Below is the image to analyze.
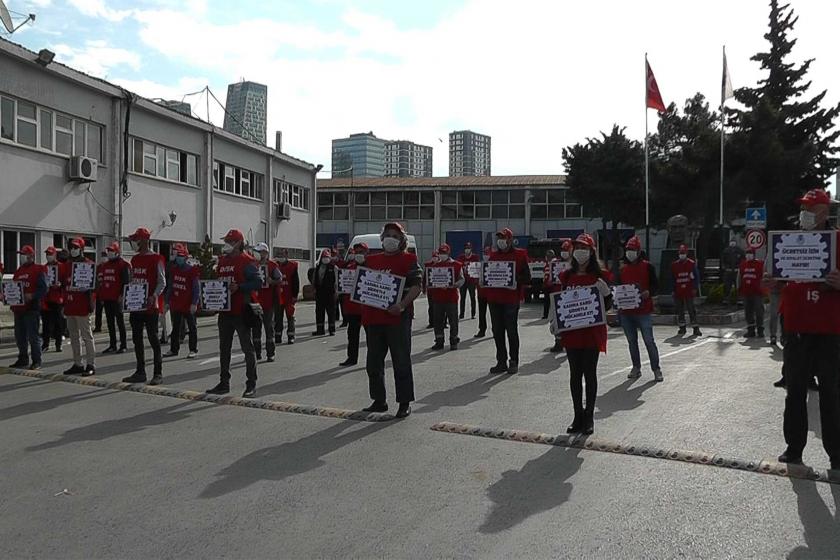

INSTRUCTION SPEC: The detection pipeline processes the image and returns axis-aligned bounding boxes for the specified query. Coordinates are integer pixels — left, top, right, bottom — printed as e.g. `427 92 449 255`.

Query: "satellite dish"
0 0 14 34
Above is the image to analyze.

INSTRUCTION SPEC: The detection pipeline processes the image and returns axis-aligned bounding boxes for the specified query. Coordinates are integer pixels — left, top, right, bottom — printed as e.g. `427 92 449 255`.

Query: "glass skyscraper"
331 132 386 178
223 81 267 145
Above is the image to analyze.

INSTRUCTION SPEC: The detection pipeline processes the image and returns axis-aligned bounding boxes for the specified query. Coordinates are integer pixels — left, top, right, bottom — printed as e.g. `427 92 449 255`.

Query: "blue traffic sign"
745 207 767 228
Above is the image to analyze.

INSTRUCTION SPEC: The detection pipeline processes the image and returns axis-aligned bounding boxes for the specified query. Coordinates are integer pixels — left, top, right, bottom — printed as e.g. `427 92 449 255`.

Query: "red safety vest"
130 252 165 313
619 260 654 315
11 262 44 314
738 259 764 297
781 231 840 334
484 248 529 305
341 261 362 316
61 259 95 316
456 253 480 286
558 271 609 353
44 263 64 305
217 252 257 315
361 251 418 327
428 260 462 304
97 258 129 302
170 265 199 313
276 260 298 306
671 258 697 300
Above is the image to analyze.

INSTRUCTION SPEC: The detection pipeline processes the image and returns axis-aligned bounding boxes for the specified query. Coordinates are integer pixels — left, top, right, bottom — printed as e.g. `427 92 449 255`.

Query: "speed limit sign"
746 229 766 250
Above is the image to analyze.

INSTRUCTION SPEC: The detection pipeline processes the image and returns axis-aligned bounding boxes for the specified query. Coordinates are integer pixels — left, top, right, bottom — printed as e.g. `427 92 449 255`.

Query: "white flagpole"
645 53 651 251
719 45 725 226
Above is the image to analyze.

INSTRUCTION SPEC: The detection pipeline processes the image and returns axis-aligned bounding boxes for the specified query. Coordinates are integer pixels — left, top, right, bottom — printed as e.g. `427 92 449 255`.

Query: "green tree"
192 234 217 279
727 0 840 229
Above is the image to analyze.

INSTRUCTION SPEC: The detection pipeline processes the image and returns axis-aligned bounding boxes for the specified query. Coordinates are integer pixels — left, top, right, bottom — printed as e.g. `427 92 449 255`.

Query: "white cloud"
28 0 53 7
68 0 132 22
52 40 141 76
124 0 840 177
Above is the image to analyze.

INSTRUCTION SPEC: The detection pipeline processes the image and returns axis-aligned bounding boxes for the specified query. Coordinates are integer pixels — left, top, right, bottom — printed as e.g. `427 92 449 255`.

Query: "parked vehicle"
524 237 572 302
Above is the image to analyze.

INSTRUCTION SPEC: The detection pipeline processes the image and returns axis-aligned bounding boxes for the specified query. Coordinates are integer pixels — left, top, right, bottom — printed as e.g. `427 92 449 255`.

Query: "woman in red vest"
252 242 281 361
429 243 465 351
9 245 47 369
274 248 300 345
557 234 613 435
474 246 492 338
618 236 663 382
671 244 702 337
98 241 130 354
166 243 201 359
41 246 65 353
739 248 765 339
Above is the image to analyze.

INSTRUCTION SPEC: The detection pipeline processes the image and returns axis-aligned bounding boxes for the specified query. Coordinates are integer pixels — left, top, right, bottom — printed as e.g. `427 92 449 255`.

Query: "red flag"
645 59 666 113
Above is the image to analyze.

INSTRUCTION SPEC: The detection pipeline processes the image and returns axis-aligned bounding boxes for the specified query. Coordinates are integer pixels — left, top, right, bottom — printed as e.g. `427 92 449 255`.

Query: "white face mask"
278 257 288 264
382 237 400 253
46 255 56 263
560 251 570 260
222 242 235 254
23 255 34 264
496 239 508 251
679 254 687 261
321 258 331 265
70 248 81 258
729 241 736 248
746 254 755 261
464 249 472 256
129 240 140 252
800 210 817 230
439 253 450 261
573 249 590 264
625 250 638 262
354 254 365 264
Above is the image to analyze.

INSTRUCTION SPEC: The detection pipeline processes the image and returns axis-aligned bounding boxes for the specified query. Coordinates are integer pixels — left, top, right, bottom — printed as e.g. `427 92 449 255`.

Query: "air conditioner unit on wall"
68 156 97 183
276 202 292 221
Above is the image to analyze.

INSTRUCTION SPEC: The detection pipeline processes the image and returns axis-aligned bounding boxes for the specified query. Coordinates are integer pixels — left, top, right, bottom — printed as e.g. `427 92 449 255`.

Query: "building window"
1 229 36 273
213 160 264 201
130 137 199 187
529 188 583 219
272 179 308 211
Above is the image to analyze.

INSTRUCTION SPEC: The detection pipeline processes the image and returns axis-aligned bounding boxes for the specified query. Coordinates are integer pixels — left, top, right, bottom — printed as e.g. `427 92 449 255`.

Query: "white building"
0 38 319 279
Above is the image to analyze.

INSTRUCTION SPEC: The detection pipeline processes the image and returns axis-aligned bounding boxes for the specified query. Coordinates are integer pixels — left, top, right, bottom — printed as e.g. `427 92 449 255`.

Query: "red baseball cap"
17 245 35 256
484 246 492 254
625 236 641 251
353 242 369 252
798 189 831 207
575 233 596 249
128 227 151 241
222 229 244 243
321 248 332 258
107 242 121 253
438 243 451 254
496 228 514 239
678 244 689 254
464 242 473 249
44 246 57 255
561 240 573 251
383 222 406 235
172 243 188 256
69 237 86 248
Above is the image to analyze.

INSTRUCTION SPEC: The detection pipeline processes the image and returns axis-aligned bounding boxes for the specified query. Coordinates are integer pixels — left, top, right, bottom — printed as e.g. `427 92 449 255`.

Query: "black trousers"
783 333 840 463
130 312 162 376
170 310 198 354
459 284 476 317
315 293 336 333
103 300 127 349
427 297 435 326
94 298 104 330
567 348 600 415
543 287 551 318
251 306 275 358
336 297 344 323
366 313 414 403
434 301 459 343
41 302 64 347
346 313 362 361
489 302 520 364
477 295 488 333
217 313 257 386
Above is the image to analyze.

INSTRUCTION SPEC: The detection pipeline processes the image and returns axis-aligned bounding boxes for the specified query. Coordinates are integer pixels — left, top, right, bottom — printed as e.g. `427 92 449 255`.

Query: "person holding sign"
457 242 479 320
429 244 465 351
98 242 130 355
274 248 300 345
339 243 367 366
473 246 492 338
541 249 557 320
360 222 422 418
544 241 573 351
557 233 613 435
122 228 166 386
777 188 840 471
60 238 97 377
671 245 702 337
311 249 338 336
739 248 765 339
485 228 530 374
617 236 662 382
206 229 262 398
251 243 281 361
41 246 65 353
422 252 439 329
8 245 47 370
165 243 201 359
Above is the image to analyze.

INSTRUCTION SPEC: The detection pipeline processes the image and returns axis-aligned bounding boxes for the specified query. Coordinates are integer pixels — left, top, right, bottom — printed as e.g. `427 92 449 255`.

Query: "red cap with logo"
464 242 473 249
173 243 188 256
44 246 57 255
678 244 689 254
561 240 573 252
798 188 831 207
438 243 451 254
575 233 596 249
625 236 641 251
353 242 369 252
18 245 35 256
222 229 244 243
128 227 151 241
69 237 86 248
496 228 514 239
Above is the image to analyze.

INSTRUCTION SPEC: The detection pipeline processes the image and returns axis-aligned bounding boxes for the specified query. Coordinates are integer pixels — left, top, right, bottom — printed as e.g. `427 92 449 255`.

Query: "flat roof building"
449 130 491 177
331 132 386 178
223 80 267 145
385 140 432 178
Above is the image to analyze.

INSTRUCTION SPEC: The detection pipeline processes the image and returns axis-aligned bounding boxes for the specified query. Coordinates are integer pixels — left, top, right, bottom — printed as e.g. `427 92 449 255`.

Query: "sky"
3 0 840 188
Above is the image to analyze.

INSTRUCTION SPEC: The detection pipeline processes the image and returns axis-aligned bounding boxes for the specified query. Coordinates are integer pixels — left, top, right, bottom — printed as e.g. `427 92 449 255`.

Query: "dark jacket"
312 263 337 297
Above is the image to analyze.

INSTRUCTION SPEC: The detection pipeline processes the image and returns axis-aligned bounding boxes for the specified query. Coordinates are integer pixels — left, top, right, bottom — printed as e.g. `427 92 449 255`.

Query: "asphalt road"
1 298 838 559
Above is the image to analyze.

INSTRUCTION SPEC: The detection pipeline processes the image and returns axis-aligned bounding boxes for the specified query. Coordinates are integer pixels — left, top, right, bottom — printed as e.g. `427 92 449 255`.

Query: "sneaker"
164 351 178 358
653 369 664 382
770 336 777 345
102 346 117 354
677 327 687 335
9 359 28 368
777 451 803 465
490 362 508 374
692 327 702 337
266 355 275 362
339 358 358 367
550 341 563 353
809 378 819 391
206 382 230 395
395 403 411 418
64 364 85 375
29 362 42 370
122 372 147 383
81 364 95 377
242 386 256 398
287 336 295 344
148 375 162 386
117 346 127 354
745 328 756 338
627 368 642 379
450 339 459 351
431 340 444 350
187 351 197 359
507 361 519 374
474 330 486 338
362 401 388 413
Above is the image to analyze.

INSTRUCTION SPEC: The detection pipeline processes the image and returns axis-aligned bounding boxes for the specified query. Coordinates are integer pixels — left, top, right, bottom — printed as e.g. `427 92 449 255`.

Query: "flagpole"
719 45 725 226
645 53 651 253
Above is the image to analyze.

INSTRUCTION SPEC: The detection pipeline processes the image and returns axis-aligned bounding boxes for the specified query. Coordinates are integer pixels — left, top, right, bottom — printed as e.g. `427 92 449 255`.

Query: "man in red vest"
474 246 492 338
252 242 281 361
739 248 765 339
457 242 479 319
541 249 557 319
671 244 702 337
122 227 166 385
165 243 200 359
429 243 465 350
422 251 439 329
9 245 47 369
61 237 97 376
778 188 840 470
274 248 300 344
339 243 367 366
98 241 130 354
618 236 662 381
41 246 65 353
207 229 262 398
485 228 530 374
93 250 107 333
361 222 422 418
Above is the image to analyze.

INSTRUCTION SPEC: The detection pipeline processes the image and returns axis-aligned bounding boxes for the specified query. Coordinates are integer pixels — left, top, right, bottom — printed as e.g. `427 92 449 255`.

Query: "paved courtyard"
1 298 838 559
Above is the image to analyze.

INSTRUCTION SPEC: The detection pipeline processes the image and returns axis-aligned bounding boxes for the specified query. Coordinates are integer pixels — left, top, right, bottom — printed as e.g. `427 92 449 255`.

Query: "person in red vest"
61 237 96 376
618 236 662 381
252 242 281 362
9 245 47 369
485 228 530 374
671 244 702 337
739 248 765 339
429 243 465 351
207 229 262 398
474 246 492 338
122 227 166 385
541 249 557 320
422 251 439 329
93 250 107 333
778 188 840 470
165 243 200 359
274 248 300 344
361 222 422 418
545 241 573 352
339 243 367 366
556 233 613 435
457 242 479 319
97 241 130 354
333 239 348 328
41 246 65 353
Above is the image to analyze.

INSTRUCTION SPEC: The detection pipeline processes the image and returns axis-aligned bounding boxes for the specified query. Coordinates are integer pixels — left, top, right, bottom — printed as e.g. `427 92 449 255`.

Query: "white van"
346 233 417 258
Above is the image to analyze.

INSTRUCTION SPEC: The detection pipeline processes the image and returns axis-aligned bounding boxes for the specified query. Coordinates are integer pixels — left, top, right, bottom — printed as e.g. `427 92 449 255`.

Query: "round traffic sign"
746 229 766 250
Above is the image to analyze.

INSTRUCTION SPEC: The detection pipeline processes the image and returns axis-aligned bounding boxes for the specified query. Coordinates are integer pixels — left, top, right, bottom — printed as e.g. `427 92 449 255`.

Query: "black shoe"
55 345 62 352
81 364 95 377
266 355 275 362
450 339 459 350
274 336 283 344
773 377 786 388
550 341 563 353
117 346 127 354
92 328 102 333
567 413 583 433
770 336 777 345
159 336 167 345
255 353 262 361
778 451 803 465
581 411 594 435
288 336 295 344
831 461 840 471
425 324 433 329
64 364 85 375
471 314 475 319
148 375 162 386
474 330 486 338
41 343 49 351
809 379 819 391
431 340 445 350
164 351 178 358
677 327 687 335
242 386 256 398
362 401 388 413
340 322 348 328
311 330 325 336
206 382 230 395
758 329 765 338
122 372 147 383
395 403 411 418
459 314 465 319
9 359 28 368
507 361 519 374
745 328 756 338
29 362 42 370
541 315 548 320
339 359 358 367
692 327 702 337
490 362 508 374
102 346 117 354
329 330 335 336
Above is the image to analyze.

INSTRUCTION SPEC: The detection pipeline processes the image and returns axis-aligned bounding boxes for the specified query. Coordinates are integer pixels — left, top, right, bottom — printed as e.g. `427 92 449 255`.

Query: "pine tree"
727 0 840 229
193 234 217 279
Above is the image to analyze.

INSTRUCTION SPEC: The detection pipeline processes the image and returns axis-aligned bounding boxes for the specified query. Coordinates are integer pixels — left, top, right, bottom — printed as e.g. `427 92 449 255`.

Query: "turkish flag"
645 60 666 113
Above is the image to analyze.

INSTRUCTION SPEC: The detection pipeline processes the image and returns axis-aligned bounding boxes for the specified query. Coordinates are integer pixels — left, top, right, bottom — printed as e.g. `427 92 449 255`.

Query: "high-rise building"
331 132 386 178
223 81 267 145
157 100 192 116
449 130 491 177
385 140 433 178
